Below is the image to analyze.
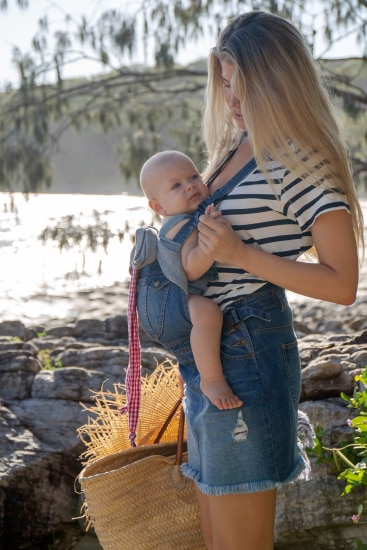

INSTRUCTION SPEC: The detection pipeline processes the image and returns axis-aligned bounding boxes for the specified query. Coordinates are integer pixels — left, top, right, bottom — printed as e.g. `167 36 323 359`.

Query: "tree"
0 0 366 193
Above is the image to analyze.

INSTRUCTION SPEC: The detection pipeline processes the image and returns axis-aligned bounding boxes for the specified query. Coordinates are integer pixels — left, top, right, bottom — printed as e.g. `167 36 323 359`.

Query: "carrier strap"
119 264 141 447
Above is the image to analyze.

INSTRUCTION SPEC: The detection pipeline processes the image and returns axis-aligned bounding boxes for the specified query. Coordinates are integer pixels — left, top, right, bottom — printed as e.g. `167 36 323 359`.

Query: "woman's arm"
197 209 359 304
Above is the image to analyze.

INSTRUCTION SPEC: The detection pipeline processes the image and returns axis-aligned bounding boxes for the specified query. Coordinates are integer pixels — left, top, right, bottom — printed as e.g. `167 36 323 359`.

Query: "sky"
0 0 363 89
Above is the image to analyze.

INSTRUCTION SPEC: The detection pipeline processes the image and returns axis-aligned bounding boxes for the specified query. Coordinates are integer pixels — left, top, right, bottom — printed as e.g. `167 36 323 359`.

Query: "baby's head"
140 150 209 217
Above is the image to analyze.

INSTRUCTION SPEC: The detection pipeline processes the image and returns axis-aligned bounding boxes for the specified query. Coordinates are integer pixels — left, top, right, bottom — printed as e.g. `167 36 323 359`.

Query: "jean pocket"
137 264 192 348
137 270 171 341
221 306 271 360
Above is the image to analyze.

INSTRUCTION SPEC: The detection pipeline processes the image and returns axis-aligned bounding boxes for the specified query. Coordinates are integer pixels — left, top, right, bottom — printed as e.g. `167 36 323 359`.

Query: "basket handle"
152 398 185 466
153 397 182 444
174 405 185 466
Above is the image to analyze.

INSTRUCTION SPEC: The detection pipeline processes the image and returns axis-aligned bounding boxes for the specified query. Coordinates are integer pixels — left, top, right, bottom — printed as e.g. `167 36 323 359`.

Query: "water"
0 192 153 323
0 192 366 324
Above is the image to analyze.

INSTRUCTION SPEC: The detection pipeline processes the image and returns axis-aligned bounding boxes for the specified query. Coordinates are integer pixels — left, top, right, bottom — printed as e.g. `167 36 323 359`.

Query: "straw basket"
79 409 205 550
77 363 206 550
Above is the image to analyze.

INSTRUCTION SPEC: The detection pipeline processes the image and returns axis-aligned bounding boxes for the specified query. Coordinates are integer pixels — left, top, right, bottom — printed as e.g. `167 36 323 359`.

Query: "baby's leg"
188 295 243 410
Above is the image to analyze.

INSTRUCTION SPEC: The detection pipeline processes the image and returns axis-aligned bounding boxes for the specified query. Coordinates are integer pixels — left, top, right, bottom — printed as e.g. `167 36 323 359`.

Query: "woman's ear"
149 198 166 216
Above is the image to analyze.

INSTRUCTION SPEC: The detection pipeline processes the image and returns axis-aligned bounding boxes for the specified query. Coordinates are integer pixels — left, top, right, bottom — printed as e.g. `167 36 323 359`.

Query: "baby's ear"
149 198 166 216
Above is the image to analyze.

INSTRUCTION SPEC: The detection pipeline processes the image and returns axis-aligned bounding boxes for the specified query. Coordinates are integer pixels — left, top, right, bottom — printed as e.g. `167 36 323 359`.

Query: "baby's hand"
205 204 222 218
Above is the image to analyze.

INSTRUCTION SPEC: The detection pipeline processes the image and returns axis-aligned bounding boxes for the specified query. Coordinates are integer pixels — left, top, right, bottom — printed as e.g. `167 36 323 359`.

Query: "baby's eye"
191 174 200 181
172 182 181 189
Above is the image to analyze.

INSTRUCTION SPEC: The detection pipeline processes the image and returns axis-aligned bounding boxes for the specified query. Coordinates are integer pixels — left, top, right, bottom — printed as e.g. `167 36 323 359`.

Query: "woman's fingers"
198 213 229 232
205 204 215 215
198 214 243 263
205 204 222 219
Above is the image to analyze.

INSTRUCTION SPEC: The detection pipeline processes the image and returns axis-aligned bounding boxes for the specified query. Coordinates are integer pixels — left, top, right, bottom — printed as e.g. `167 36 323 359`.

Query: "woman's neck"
208 138 254 194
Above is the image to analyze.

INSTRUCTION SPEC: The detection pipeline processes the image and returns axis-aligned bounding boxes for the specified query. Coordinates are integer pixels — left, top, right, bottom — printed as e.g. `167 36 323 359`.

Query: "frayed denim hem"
181 463 201 483
181 455 308 496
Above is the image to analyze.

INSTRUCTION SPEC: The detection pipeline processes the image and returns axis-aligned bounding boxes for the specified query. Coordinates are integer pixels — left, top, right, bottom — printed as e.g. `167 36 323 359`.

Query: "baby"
139 150 242 410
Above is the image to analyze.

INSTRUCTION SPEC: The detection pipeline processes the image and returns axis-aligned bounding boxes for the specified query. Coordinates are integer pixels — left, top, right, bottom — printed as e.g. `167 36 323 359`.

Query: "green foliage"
37 207 158 272
355 538 367 550
39 210 118 253
38 208 148 254
312 367 367 526
0 1 28 9
338 370 367 522
0 0 366 192
39 349 63 370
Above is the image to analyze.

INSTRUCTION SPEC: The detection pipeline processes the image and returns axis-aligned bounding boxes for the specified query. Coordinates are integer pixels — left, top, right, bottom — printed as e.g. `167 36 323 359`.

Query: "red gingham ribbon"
119 264 141 447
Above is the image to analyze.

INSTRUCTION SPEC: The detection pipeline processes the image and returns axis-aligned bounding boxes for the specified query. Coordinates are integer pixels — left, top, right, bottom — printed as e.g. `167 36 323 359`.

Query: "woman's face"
221 60 246 130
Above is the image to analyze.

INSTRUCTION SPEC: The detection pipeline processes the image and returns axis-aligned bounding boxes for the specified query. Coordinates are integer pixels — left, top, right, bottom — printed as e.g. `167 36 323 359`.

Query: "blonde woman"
177 10 365 550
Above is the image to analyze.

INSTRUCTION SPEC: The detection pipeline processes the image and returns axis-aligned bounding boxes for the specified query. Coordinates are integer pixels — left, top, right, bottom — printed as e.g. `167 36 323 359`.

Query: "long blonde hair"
203 10 364 257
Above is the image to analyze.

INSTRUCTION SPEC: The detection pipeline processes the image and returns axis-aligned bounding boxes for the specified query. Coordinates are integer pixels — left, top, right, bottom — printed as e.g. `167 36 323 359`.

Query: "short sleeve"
280 171 350 232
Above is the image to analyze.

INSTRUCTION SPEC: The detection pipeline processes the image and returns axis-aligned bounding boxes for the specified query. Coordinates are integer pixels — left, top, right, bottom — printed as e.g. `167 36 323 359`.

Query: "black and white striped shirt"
204 159 349 310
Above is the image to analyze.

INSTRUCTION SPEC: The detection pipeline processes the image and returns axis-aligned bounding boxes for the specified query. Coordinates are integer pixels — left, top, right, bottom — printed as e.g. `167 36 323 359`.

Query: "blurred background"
0 0 366 326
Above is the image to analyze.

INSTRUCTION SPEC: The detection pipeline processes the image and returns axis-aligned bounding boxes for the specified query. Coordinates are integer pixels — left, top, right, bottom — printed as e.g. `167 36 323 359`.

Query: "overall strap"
169 155 258 244
160 213 196 246
159 214 192 238
196 157 257 215
211 158 257 206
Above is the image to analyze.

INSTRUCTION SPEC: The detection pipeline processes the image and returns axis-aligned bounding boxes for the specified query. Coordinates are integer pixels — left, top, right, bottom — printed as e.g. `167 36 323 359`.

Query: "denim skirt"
171 283 307 496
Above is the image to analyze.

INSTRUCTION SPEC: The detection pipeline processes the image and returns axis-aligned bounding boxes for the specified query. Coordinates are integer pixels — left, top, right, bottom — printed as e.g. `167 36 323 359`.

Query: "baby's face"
151 155 209 216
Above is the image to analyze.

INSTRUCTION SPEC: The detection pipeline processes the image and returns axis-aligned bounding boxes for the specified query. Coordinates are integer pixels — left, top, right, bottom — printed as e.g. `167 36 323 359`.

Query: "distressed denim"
174 283 307 495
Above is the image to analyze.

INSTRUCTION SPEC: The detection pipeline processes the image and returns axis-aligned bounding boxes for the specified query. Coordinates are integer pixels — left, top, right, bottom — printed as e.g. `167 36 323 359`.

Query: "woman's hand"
199 208 359 305
205 203 222 219
198 213 245 264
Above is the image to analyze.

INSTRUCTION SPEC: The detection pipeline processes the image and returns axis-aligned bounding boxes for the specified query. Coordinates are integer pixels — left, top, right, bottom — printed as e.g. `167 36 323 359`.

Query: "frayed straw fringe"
76 360 185 532
77 359 182 467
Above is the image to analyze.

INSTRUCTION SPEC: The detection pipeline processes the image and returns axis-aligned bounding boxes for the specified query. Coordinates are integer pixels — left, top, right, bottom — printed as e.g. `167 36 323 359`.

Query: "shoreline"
3 277 366 336
1 195 365 330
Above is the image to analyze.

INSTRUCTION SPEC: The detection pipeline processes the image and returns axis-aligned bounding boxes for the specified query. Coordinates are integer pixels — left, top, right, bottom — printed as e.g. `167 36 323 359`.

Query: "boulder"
0 318 366 549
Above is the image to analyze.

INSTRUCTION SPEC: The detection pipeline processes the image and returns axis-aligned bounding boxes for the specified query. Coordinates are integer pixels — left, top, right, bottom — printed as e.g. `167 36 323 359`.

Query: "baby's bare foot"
200 379 243 410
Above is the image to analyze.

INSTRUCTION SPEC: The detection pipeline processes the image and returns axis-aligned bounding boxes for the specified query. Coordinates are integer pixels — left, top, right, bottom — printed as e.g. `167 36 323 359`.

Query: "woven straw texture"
79 444 206 549
77 361 184 466
77 361 205 549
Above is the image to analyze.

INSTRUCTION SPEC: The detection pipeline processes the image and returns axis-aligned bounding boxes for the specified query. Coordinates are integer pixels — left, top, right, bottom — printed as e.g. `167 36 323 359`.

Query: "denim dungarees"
134 211 216 350
133 160 257 349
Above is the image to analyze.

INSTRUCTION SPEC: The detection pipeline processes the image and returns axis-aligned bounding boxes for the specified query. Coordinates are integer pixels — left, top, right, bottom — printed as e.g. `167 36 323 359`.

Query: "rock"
290 294 367 336
0 342 42 400
276 479 367 549
0 405 81 550
7 399 86 451
1 315 367 549
298 330 367 400
300 398 355 450
0 320 26 338
32 367 110 402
